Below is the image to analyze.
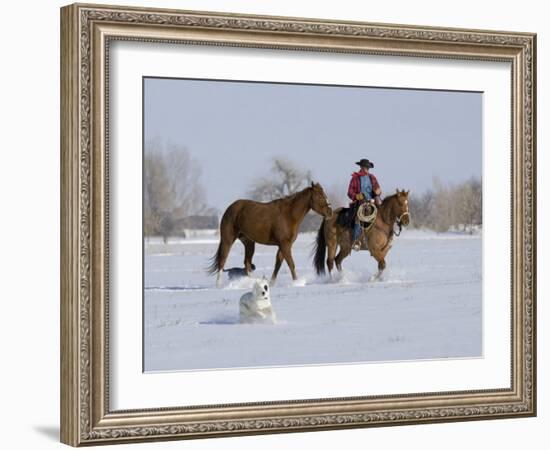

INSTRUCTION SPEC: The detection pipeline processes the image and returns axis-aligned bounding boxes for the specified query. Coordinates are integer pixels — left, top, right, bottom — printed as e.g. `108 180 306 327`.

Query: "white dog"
239 278 277 324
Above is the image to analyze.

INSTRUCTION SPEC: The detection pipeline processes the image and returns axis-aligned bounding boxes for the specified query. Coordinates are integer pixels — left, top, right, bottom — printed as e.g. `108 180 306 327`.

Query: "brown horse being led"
208 182 333 286
313 189 410 280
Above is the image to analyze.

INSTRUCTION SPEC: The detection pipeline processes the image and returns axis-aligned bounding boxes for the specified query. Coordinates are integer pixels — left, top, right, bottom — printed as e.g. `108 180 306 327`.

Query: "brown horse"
313 189 410 280
208 182 333 286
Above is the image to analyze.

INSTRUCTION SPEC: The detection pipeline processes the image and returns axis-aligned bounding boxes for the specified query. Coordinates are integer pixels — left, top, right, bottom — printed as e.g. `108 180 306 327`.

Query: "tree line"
144 141 216 240
144 143 482 238
408 177 482 232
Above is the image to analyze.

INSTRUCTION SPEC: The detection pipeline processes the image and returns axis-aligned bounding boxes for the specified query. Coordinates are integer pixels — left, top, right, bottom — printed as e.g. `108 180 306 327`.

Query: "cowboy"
347 158 382 251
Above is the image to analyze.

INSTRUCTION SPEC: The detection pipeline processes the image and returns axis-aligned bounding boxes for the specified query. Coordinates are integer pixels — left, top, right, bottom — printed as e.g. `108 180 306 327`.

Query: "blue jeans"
353 222 362 241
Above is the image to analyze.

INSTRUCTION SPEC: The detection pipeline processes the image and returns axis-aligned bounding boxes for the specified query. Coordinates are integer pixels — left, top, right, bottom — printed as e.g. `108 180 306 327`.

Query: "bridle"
393 211 409 237
311 188 332 217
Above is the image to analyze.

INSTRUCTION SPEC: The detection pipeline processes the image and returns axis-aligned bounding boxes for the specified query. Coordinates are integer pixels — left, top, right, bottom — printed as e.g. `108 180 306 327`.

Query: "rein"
393 211 409 237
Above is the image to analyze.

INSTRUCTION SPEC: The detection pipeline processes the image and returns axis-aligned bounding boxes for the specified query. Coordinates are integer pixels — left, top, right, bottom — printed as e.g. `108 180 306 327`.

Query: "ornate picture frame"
60 3 536 446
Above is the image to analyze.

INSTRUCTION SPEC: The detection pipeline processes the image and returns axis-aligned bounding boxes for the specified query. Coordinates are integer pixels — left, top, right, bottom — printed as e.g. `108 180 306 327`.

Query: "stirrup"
352 240 361 252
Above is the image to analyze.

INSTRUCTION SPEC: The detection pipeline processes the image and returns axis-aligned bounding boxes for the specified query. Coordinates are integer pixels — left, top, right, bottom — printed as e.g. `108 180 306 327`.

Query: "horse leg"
280 243 298 281
367 252 386 282
335 230 352 272
326 240 337 276
335 247 352 272
367 231 389 281
240 237 256 274
376 258 386 280
325 221 338 276
270 250 284 285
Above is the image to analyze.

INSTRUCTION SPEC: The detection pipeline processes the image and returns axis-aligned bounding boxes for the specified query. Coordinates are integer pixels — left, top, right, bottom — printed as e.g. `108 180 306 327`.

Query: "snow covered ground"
144 229 482 372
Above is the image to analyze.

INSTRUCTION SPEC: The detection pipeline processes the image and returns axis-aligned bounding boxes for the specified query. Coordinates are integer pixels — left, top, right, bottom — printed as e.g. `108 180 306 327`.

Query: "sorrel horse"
313 189 410 279
208 182 333 286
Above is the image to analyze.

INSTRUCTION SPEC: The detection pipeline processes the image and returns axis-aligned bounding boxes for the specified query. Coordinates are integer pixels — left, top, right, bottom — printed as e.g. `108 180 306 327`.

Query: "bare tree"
325 183 349 209
248 157 312 201
452 177 482 232
144 141 209 240
469 177 482 227
144 149 169 236
432 177 453 232
408 176 482 232
409 189 436 229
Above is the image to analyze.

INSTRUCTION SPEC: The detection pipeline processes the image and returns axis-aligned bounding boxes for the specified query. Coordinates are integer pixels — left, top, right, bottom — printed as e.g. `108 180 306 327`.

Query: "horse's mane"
267 186 311 204
381 193 398 206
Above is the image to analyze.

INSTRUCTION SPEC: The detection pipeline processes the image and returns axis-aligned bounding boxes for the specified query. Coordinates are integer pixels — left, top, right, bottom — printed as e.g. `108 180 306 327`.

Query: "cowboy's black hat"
355 158 374 168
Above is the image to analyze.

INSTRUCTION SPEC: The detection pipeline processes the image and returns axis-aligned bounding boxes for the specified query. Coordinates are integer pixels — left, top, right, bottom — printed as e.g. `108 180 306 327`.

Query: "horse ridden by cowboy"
347 158 382 251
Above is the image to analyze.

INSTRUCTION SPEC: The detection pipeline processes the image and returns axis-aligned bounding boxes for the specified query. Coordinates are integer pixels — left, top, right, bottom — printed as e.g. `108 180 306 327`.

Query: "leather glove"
355 193 364 200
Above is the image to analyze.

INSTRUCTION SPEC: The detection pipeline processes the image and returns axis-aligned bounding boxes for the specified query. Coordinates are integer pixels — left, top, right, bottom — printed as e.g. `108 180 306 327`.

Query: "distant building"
178 215 218 231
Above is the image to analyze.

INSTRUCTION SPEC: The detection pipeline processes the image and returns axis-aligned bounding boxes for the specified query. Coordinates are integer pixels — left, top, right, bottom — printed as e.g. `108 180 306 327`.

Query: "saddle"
337 204 357 229
337 202 377 230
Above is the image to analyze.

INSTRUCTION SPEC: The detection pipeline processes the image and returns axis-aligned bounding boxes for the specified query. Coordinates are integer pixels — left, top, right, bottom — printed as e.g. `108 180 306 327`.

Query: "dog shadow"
199 315 278 326
199 315 240 325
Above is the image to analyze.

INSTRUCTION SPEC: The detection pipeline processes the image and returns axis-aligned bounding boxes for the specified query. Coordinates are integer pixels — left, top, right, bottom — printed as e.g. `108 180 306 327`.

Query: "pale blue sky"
144 77 482 211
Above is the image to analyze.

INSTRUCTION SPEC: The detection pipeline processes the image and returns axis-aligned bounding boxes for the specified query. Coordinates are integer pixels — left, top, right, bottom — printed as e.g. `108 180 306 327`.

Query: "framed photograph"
60 3 536 446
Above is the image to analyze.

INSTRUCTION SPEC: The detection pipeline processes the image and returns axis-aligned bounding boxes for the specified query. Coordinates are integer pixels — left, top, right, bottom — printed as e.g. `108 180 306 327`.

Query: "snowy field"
144 229 482 372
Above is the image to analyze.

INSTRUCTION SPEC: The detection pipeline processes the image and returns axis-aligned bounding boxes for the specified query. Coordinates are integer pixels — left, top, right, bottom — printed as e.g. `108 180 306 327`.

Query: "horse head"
310 182 333 218
394 188 410 226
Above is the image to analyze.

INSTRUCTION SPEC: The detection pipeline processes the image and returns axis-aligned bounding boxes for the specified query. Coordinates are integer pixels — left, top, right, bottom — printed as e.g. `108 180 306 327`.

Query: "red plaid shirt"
347 171 381 202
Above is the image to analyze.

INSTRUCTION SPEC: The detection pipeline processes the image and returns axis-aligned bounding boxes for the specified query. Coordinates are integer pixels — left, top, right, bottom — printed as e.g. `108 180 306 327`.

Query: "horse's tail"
313 220 327 276
206 241 223 275
206 202 238 276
